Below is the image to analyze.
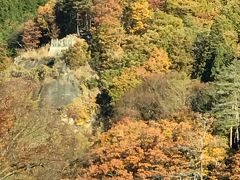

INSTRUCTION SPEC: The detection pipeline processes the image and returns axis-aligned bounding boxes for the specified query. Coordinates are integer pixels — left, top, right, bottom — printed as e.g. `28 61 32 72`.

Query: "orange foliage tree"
92 0 122 26
22 20 42 49
213 150 240 179
0 97 14 137
76 113 227 179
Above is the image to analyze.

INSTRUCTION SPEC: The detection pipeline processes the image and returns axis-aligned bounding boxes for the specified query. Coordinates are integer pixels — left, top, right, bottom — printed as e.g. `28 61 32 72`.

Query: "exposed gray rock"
39 73 82 108
12 35 99 112
49 35 79 56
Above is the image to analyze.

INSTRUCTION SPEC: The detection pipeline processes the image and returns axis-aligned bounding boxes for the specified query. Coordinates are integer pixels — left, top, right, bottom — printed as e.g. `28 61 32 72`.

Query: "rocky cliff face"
8 35 100 125
49 35 79 56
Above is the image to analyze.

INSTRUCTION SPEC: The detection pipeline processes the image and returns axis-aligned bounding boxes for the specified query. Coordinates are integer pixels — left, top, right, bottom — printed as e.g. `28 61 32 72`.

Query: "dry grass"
18 45 53 60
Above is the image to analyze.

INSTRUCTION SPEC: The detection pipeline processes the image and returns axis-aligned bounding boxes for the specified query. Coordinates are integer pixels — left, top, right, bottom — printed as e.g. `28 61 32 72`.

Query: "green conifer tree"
192 19 235 82
212 59 240 137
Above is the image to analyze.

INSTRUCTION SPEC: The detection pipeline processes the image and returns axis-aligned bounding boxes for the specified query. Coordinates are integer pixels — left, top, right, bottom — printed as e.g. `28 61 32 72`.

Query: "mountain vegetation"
1 0 240 179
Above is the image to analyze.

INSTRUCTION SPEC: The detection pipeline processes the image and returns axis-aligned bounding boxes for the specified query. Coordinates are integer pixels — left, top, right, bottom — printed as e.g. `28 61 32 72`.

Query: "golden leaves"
109 48 171 102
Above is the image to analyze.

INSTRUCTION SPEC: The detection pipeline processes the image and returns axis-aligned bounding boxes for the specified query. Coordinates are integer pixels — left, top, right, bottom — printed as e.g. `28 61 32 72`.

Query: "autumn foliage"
0 97 14 137
148 0 166 11
2 0 240 178
91 0 122 26
76 113 227 179
0 78 37 136
63 38 90 69
108 48 171 103
114 72 191 120
36 0 59 40
22 20 42 49
122 0 152 34
0 44 11 71
230 151 240 180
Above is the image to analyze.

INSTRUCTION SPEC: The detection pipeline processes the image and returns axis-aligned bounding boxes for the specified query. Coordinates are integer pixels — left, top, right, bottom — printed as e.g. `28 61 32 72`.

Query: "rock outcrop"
10 35 100 124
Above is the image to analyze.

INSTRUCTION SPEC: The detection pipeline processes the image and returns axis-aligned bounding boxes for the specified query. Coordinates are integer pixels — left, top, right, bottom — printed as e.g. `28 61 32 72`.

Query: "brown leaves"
148 0 166 11
91 0 122 26
230 151 240 180
0 97 14 137
22 20 42 49
0 78 37 137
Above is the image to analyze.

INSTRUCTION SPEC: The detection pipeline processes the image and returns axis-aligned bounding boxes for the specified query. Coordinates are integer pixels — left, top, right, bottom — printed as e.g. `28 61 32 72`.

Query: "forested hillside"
0 0 47 43
1 0 240 179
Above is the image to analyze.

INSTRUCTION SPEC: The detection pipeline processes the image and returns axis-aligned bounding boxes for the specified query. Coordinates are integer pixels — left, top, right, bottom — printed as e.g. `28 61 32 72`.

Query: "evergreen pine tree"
212 59 240 136
192 20 235 82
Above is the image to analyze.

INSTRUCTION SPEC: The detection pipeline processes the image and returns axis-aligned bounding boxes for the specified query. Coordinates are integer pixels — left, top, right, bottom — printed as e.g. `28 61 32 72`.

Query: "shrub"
65 86 99 126
63 39 90 69
18 45 52 61
114 72 191 121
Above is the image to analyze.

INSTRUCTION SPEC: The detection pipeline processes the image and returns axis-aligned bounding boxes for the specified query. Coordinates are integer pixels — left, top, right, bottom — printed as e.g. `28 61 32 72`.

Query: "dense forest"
1 0 240 179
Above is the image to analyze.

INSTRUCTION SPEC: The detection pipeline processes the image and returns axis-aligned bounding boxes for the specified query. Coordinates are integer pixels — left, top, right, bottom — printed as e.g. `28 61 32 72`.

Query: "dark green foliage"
190 82 214 113
96 90 113 130
55 0 92 37
191 32 211 80
0 0 47 44
208 20 235 77
211 59 240 135
192 19 235 82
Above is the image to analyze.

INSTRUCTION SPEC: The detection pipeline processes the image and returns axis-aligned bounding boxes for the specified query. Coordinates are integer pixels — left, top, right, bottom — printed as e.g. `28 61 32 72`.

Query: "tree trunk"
230 126 233 148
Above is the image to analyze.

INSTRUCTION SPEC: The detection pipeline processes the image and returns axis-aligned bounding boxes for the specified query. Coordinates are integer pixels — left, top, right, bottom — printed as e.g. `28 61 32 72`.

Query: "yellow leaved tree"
36 0 59 40
122 0 152 34
108 47 171 103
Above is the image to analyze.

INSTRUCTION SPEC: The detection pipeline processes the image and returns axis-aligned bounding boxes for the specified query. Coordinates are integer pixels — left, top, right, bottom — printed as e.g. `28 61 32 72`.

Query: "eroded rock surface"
39 73 82 108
